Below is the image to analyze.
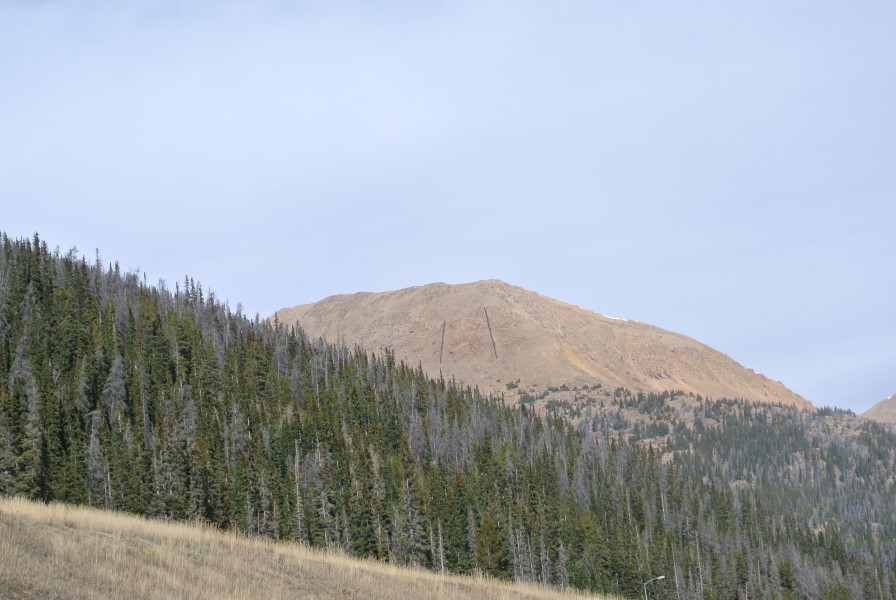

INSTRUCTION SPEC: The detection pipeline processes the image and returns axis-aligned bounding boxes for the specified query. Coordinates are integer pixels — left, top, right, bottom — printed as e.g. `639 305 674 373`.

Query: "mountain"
274 280 810 410
2 234 892 599
864 393 896 424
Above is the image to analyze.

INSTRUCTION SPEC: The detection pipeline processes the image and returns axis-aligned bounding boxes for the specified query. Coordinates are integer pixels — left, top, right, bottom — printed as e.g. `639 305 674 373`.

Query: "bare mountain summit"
274 280 810 410
863 394 896 424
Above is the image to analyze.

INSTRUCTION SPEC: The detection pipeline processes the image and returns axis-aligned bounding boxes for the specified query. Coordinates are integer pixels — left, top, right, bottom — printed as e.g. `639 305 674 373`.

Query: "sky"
1 0 894 413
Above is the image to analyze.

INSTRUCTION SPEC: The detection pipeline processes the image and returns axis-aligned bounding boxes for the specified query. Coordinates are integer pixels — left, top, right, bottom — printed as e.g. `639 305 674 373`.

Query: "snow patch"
572 304 633 322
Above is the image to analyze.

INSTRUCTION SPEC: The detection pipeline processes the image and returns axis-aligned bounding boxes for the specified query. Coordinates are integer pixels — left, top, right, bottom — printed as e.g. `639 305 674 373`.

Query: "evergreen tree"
0 232 893 598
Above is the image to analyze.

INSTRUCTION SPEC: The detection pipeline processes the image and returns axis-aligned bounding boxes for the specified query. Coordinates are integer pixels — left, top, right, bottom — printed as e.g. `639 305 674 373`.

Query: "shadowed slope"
275 280 809 409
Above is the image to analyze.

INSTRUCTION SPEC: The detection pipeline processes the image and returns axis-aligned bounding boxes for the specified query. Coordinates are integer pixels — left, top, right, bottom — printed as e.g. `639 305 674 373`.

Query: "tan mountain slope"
274 280 810 409
863 393 896 424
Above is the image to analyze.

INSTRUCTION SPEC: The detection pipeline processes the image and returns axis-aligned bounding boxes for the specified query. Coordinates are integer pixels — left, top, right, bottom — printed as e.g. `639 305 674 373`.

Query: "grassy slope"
0 497 620 600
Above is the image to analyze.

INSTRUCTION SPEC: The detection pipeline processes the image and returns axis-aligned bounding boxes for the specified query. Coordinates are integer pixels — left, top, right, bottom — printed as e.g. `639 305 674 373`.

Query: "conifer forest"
1 233 894 599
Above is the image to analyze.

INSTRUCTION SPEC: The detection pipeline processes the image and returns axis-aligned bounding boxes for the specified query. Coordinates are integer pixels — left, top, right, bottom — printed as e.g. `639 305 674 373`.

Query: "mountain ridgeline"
274 281 810 412
1 234 894 600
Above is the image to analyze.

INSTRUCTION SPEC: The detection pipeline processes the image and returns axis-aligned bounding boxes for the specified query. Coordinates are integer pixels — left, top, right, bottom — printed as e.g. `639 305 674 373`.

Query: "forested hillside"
588 391 896 598
0 233 893 599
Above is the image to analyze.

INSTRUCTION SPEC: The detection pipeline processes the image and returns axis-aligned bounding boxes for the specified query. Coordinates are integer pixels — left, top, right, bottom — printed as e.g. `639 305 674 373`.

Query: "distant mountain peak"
274 281 811 410
863 393 896 424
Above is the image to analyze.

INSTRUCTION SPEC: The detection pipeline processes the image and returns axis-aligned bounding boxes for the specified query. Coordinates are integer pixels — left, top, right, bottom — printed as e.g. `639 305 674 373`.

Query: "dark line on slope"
439 320 446 366
484 307 498 359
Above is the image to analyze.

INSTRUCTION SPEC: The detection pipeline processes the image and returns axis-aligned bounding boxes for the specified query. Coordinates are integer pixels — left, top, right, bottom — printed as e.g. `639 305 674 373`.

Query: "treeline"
0 233 892 599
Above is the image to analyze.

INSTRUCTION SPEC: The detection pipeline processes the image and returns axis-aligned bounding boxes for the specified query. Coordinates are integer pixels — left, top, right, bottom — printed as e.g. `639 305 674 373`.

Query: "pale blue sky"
2 1 894 412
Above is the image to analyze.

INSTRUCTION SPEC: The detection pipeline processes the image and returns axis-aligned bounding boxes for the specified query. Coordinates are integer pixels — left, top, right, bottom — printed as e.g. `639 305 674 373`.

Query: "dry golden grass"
0 497 622 600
